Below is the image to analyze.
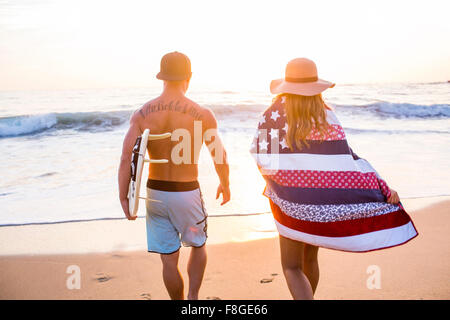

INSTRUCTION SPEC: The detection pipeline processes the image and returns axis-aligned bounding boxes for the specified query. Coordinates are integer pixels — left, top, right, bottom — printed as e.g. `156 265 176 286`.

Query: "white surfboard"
128 129 171 217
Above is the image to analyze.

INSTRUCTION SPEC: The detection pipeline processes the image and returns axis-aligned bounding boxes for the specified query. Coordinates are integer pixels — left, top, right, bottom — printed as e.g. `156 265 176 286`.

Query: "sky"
0 0 449 91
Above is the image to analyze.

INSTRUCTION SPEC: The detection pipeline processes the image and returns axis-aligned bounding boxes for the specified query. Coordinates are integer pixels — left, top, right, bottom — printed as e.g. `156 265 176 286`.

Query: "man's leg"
303 244 319 294
187 245 207 300
279 235 314 300
160 250 184 300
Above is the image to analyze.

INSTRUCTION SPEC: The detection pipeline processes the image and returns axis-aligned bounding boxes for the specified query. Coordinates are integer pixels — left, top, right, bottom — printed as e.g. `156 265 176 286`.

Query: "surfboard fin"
139 196 162 203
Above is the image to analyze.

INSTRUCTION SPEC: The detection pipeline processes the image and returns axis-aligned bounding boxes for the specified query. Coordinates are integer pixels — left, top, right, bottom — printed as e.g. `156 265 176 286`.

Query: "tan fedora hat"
270 58 335 96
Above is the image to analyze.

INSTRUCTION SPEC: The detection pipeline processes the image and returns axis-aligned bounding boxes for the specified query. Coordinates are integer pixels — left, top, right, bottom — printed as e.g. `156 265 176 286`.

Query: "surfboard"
128 129 171 217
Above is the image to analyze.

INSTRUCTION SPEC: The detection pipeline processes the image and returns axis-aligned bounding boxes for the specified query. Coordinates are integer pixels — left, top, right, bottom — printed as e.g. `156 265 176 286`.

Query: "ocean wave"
213 101 450 119
335 102 450 118
0 113 58 137
0 110 131 138
0 104 267 138
1 100 448 138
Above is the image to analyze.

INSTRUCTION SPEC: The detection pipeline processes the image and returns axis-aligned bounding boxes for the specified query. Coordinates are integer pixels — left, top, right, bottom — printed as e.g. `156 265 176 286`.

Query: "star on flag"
269 129 278 139
259 139 269 152
271 110 280 122
280 138 289 149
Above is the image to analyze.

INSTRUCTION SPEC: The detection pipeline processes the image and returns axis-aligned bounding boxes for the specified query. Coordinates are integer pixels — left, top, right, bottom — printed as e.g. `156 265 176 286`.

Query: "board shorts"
145 179 208 254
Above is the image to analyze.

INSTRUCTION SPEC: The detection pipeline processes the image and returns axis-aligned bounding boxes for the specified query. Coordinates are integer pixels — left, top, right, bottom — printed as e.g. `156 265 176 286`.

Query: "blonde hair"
278 93 330 151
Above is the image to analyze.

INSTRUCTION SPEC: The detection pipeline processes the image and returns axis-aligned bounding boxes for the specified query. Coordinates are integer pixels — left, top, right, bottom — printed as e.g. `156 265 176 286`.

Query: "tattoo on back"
140 100 203 120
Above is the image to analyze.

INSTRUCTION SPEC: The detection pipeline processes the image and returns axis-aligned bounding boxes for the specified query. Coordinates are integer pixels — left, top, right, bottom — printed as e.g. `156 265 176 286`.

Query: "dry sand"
0 199 449 300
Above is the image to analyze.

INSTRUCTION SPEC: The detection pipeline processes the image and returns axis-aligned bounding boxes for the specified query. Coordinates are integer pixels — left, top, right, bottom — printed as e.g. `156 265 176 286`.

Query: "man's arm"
118 111 142 220
203 109 230 205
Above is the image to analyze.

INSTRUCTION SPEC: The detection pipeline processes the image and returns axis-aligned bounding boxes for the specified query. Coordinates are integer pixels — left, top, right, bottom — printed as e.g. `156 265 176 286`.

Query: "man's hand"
216 184 230 206
387 188 400 204
120 198 137 220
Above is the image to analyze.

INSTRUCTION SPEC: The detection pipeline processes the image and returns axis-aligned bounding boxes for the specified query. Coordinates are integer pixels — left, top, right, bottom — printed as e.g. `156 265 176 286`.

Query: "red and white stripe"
267 170 380 189
270 200 418 252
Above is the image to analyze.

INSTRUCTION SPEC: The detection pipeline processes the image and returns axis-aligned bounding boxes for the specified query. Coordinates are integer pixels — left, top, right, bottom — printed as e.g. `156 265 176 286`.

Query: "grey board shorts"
145 179 208 254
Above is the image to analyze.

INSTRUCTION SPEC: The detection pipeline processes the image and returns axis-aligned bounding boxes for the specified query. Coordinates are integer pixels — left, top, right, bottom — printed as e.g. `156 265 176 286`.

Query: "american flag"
250 96 418 252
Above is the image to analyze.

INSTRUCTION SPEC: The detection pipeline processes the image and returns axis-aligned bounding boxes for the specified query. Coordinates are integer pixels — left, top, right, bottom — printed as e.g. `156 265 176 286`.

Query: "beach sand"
0 198 449 300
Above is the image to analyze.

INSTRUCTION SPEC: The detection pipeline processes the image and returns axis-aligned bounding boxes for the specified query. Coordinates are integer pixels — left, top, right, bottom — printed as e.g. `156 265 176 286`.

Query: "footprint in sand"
206 296 221 300
261 273 279 283
95 273 113 283
140 293 152 300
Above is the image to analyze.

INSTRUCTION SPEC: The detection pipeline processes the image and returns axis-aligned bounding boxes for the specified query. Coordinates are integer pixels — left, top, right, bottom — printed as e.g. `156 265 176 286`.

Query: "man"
118 52 230 300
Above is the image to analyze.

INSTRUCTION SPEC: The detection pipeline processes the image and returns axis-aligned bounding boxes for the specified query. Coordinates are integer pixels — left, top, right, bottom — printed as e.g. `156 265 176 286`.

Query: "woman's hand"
387 188 400 204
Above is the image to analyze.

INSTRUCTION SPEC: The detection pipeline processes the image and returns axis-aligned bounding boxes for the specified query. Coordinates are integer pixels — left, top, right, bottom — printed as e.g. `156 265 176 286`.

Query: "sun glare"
0 0 449 91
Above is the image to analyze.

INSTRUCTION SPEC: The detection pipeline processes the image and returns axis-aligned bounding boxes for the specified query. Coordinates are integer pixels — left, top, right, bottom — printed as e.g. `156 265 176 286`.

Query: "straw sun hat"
270 58 335 96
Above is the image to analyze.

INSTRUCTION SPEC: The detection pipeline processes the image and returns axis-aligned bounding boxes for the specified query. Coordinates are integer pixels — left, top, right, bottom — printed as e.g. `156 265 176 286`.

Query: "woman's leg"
279 235 314 300
303 244 319 294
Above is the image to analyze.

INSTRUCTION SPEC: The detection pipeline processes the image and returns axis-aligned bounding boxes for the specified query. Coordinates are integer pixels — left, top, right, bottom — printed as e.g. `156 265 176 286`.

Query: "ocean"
0 82 449 226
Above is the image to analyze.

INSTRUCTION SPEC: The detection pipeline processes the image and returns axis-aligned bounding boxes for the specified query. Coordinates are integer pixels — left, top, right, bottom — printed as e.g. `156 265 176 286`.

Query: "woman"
250 58 418 299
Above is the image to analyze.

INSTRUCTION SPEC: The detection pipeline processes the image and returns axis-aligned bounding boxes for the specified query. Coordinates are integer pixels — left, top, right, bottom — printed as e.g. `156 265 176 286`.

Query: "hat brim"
270 78 335 96
156 72 192 81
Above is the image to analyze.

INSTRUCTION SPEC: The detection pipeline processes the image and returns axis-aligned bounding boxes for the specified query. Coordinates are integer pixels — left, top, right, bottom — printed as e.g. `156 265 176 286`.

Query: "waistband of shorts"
147 179 200 192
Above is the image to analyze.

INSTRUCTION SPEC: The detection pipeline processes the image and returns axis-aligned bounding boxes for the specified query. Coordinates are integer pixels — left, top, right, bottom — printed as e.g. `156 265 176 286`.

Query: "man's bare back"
134 95 215 182
118 80 229 220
